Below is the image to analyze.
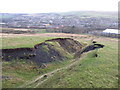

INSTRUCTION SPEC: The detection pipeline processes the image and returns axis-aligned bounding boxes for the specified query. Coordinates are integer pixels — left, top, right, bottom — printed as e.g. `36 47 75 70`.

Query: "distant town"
0 11 119 38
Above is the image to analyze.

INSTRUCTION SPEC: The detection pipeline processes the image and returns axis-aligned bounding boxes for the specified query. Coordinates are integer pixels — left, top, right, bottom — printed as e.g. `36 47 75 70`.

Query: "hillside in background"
1 11 118 30
59 11 117 18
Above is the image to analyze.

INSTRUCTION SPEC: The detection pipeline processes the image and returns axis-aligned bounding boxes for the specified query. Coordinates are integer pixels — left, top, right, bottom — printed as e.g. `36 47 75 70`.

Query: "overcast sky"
0 0 119 13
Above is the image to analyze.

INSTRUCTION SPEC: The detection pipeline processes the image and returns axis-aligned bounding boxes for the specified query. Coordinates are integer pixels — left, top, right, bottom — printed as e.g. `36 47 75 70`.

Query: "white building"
103 29 120 34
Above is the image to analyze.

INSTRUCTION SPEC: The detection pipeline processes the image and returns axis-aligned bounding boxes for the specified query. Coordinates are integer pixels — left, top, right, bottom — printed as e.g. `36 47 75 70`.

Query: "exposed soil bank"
1 38 104 64
74 44 104 58
1 38 83 64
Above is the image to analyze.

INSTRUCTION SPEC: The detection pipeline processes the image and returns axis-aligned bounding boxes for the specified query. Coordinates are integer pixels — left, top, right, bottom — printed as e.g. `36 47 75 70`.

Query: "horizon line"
1 10 118 14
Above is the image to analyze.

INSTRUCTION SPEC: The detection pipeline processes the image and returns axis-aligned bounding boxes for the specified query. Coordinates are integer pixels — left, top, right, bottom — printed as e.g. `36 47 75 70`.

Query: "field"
37 37 118 88
1 33 119 88
2 36 53 49
1 28 48 35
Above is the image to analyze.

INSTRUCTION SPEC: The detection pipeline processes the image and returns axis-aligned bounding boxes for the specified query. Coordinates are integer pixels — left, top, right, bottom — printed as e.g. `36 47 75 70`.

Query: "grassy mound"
2 38 84 63
36 38 118 88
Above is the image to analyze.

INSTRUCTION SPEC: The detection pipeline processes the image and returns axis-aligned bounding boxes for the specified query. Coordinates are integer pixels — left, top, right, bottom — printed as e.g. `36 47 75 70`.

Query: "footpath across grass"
37 38 118 88
2 58 76 88
2 35 118 88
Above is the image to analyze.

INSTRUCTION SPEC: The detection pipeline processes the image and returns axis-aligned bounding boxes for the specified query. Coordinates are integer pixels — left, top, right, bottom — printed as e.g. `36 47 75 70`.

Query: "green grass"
2 58 76 88
1 28 48 34
2 59 37 88
37 38 118 88
2 35 118 88
1 35 83 88
32 29 47 33
1 36 56 49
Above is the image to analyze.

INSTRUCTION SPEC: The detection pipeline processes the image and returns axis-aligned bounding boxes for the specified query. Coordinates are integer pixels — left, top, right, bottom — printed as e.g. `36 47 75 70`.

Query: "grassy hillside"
2 34 118 88
2 36 54 49
2 36 84 88
2 58 76 88
59 11 117 19
36 37 118 88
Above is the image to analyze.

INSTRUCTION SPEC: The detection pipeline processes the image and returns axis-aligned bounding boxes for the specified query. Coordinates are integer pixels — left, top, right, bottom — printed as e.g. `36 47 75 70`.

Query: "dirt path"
18 57 83 88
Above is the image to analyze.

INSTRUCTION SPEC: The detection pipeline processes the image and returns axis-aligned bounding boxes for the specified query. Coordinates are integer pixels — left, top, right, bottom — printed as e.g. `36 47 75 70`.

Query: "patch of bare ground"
0 33 89 38
13 28 31 31
2 38 83 63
